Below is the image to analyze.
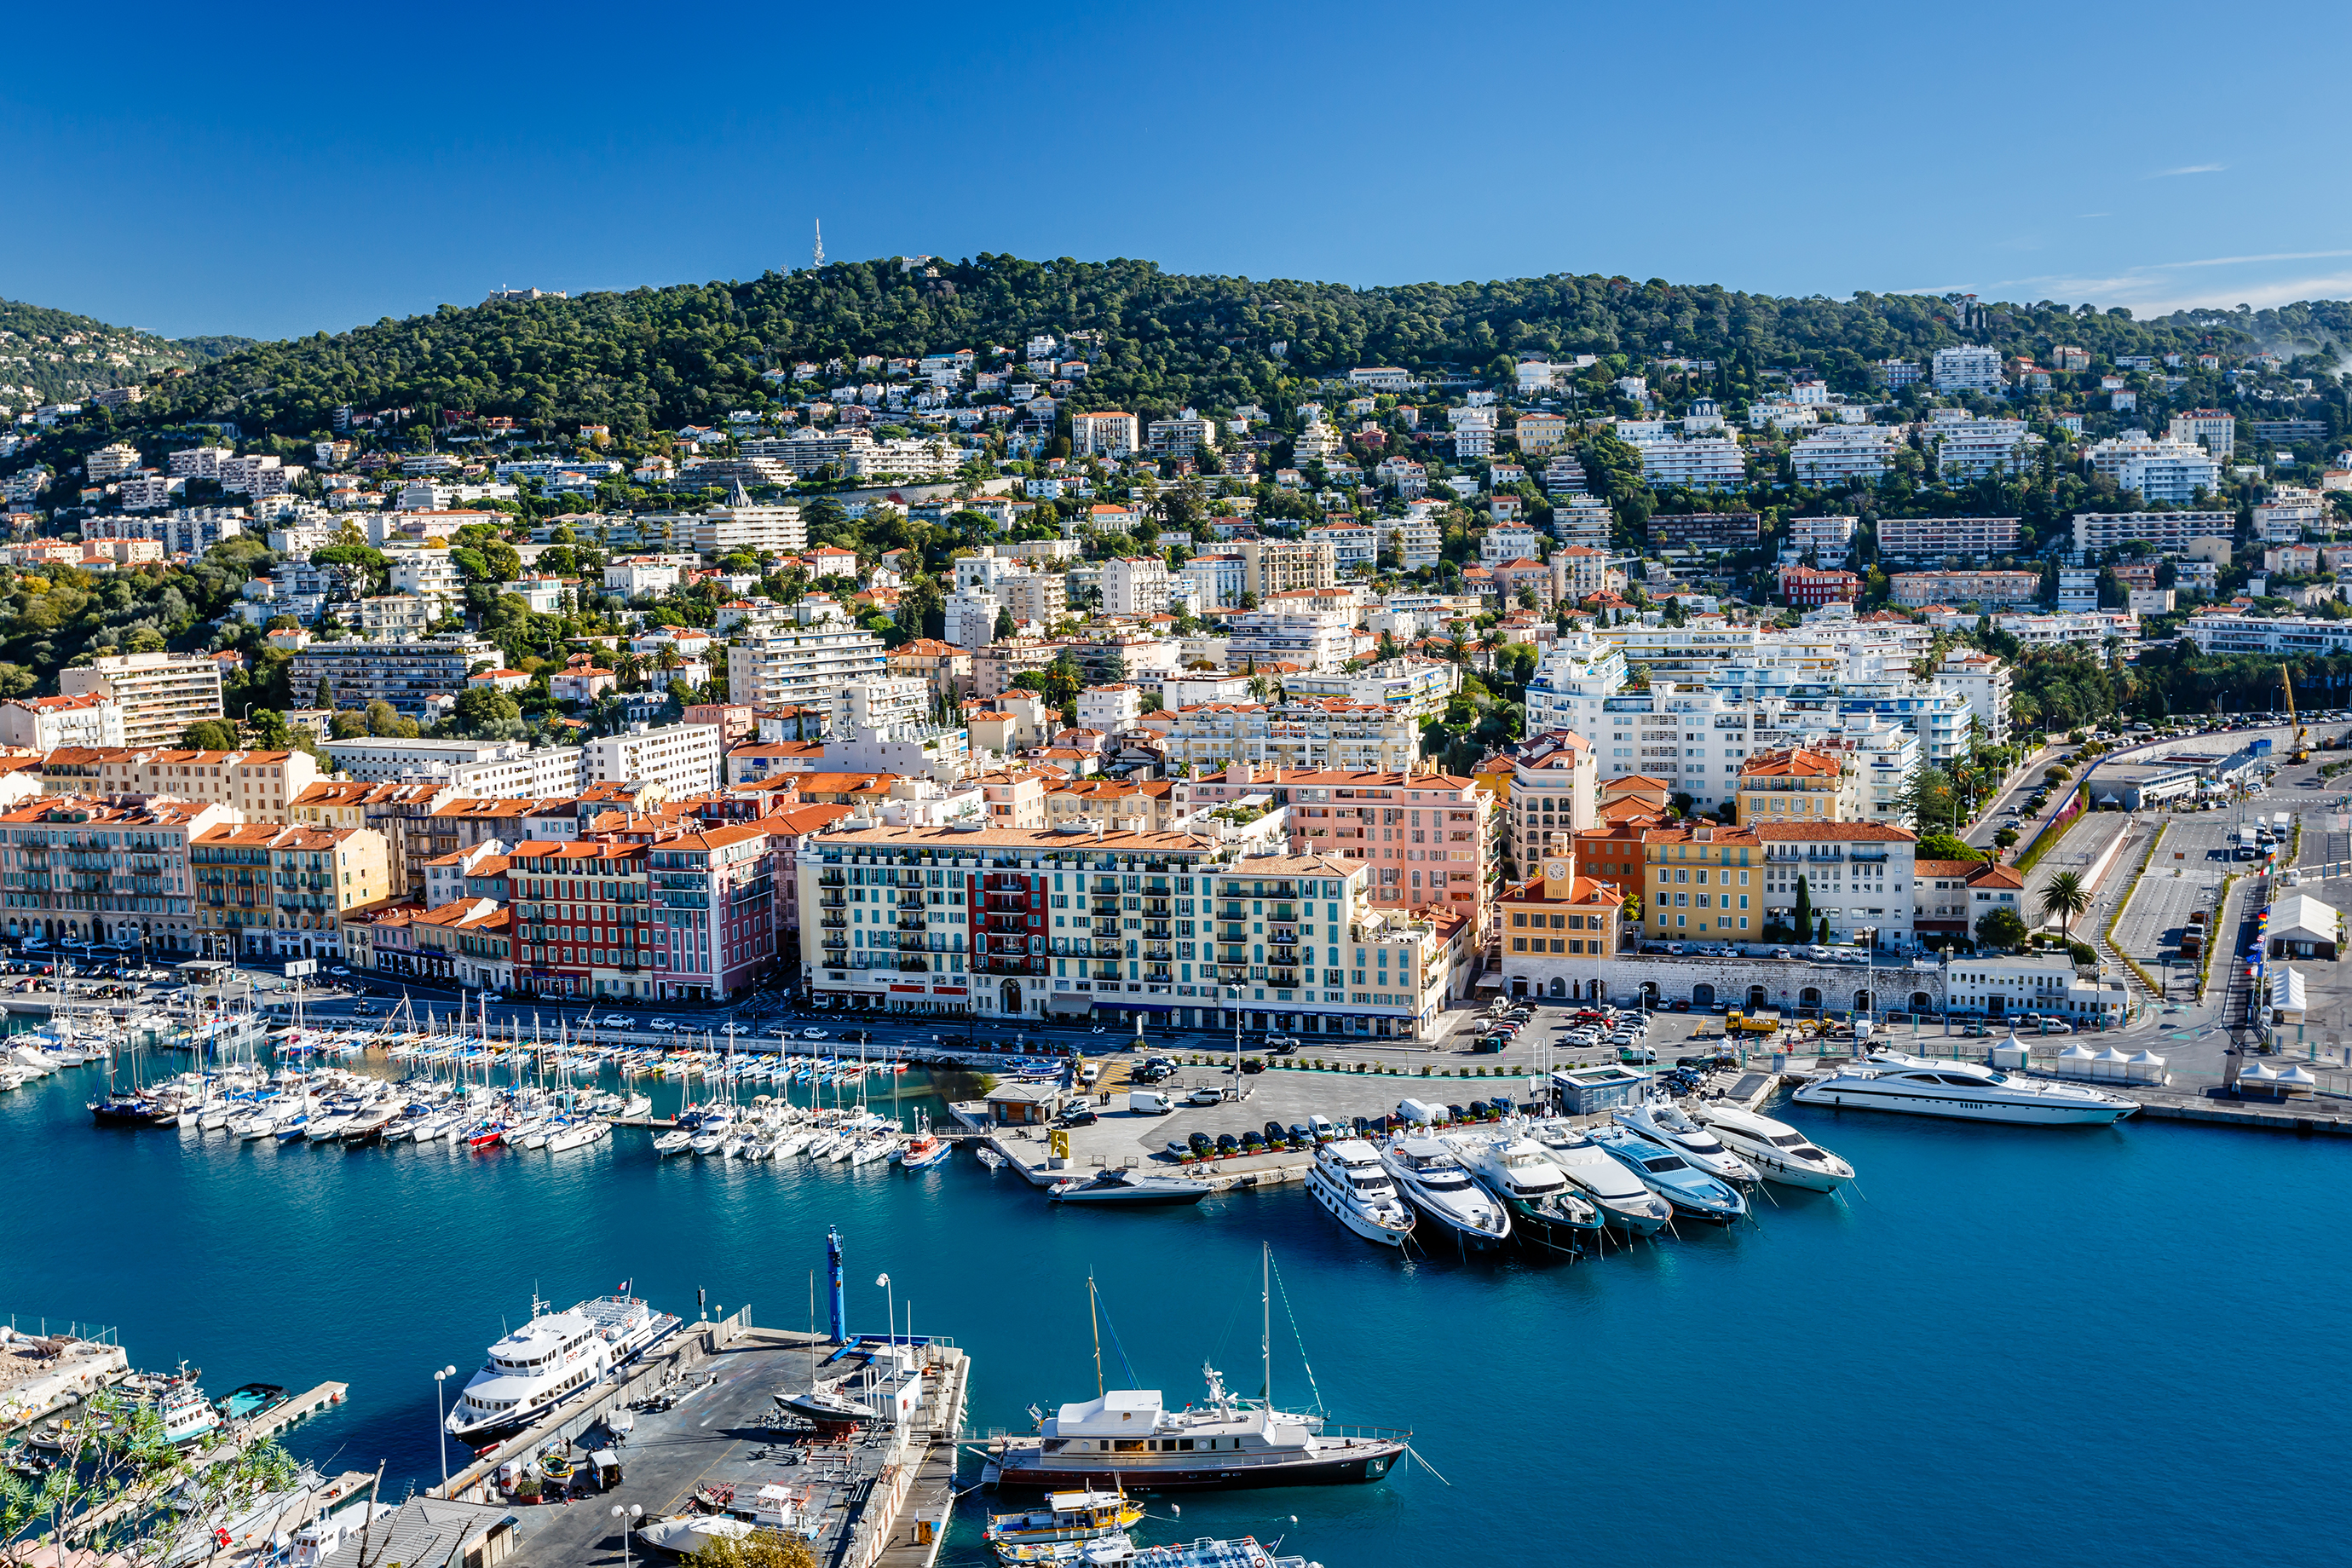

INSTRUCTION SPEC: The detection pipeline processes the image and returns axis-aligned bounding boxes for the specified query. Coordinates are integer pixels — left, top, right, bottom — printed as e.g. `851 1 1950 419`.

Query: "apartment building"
1778 566 1861 608
1789 426 1899 486
1148 410 1217 458
1070 412 1140 457
1143 698 1421 775
2069 510 2236 554
1876 516 2022 559
1629 434 1746 489
1379 520 1443 570
2169 410 2236 458
1754 821 1923 949
583 724 724 797
0 795 227 955
1181 764 1490 921
2254 487 2326 544
2181 613 2352 657
1501 730 1598 875
0 695 124 751
1930 418 2042 479
1734 747 1862 823
2119 447 2221 504
689 504 807 556
726 625 888 707
1930 345 2004 394
60 652 225 746
1101 555 1172 616
37 746 320 818
1237 538 1336 598
288 637 499 717
1888 570 2041 609
1649 512 1761 551
190 821 391 961
1932 649 2012 746
1224 603 1359 672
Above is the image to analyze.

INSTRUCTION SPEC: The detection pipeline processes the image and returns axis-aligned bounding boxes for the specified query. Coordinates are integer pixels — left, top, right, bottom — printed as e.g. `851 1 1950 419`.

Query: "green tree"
1792 876 1814 939
2038 871 2090 945
1976 908 2029 950
365 699 418 738
993 608 1017 639
248 708 293 750
448 685 527 740
180 719 239 750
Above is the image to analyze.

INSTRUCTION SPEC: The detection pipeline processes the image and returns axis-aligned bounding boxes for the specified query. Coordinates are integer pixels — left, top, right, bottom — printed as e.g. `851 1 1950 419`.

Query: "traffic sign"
283 959 319 978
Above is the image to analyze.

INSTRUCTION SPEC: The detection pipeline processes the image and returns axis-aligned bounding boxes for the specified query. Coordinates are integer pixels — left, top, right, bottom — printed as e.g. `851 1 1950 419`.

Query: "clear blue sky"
6 1 2348 342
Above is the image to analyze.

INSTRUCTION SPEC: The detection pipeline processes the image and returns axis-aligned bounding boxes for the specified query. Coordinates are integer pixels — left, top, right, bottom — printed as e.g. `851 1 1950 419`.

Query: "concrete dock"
484 1324 969 1568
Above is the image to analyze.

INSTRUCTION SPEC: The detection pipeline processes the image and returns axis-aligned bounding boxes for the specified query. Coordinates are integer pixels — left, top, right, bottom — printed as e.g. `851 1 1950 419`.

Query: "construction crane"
2285 667 2310 764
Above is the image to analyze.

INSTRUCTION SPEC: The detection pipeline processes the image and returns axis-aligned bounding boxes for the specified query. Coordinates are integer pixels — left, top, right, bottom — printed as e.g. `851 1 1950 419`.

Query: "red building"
1778 565 1861 608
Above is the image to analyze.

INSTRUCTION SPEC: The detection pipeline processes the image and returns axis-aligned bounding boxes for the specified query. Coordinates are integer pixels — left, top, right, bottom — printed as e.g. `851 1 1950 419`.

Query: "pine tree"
1792 875 1813 939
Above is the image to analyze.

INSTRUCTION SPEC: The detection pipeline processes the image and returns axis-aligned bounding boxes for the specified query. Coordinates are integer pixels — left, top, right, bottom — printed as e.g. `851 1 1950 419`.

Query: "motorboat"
1613 1100 1759 1183
986 1490 1144 1549
896 1121 949 1170
1586 1124 1747 1224
654 1129 695 1156
444 1294 683 1446
1304 1139 1414 1247
1690 1104 1854 1190
1048 1168 1209 1206
1791 1051 2141 1126
997 1533 1137 1566
1447 1131 1598 1254
1381 1138 1512 1252
158 1377 218 1448
1524 1124 1674 1236
545 1118 610 1154
774 1377 878 1430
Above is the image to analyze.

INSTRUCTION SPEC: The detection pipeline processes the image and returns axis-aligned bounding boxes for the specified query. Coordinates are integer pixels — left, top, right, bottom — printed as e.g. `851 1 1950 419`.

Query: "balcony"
1144 966 1173 983
897 956 933 973
818 871 845 887
1144 942 1172 961
1141 898 1169 916
1090 896 1121 915
1141 920 1170 938
818 891 847 908
896 914 928 930
1269 967 1299 986
820 914 847 929
1270 944 1299 966
1268 922 1297 942
821 934 848 950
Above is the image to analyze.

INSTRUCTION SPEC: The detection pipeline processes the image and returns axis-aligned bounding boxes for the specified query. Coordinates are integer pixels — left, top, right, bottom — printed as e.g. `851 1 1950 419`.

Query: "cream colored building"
60 652 225 747
1237 538 1336 599
37 746 321 817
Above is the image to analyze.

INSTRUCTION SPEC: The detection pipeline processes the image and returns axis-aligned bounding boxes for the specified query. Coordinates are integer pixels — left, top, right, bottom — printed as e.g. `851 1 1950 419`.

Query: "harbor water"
5 1046 2344 1568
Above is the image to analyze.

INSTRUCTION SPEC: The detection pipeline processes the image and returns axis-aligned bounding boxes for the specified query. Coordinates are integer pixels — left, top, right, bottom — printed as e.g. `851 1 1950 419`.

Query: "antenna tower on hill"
813 219 824 268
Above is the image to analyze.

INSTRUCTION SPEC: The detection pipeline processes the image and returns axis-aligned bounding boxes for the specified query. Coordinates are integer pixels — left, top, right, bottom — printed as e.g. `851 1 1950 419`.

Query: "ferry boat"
1302 1139 1413 1247
445 1294 683 1445
1791 1051 2141 1126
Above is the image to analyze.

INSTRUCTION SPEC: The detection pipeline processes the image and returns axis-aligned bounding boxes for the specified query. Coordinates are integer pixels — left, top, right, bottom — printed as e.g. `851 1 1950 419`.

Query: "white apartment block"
1876 515 2022 558
59 652 225 747
1925 610 2138 649
1931 345 2004 394
583 723 723 796
944 588 1005 651
0 694 125 750
1479 525 1543 566
1629 434 1747 489
1785 514 1856 564
1182 554 1246 608
2118 447 2221 504
1101 555 1173 616
1150 699 1422 775
1070 412 1140 456
1789 426 1899 486
1932 419 2043 480
691 504 806 556
1306 524 1378 574
390 549 462 597
832 677 931 738
1933 649 2012 746
1381 521 1443 571
726 626 888 707
2180 613 2352 658
1347 367 1412 392
2069 510 2236 553
2254 487 2326 543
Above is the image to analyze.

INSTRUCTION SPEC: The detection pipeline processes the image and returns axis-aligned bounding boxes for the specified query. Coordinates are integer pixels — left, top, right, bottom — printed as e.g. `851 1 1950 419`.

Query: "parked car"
1214 1133 1240 1156
801 1027 828 1040
1239 1058 1265 1075
1187 1086 1224 1106
1186 1131 1213 1158
1058 1107 1098 1127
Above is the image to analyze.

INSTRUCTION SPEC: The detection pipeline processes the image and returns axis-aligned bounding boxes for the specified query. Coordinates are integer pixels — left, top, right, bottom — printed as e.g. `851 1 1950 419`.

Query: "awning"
1044 996 1094 1016
1096 1001 1178 1012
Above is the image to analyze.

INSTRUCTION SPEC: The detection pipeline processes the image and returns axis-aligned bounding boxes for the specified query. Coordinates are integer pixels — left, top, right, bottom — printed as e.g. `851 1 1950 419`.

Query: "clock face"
1546 862 1567 880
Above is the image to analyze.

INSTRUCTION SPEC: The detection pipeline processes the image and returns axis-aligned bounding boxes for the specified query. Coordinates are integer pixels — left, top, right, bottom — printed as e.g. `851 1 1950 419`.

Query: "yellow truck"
1724 1009 1782 1036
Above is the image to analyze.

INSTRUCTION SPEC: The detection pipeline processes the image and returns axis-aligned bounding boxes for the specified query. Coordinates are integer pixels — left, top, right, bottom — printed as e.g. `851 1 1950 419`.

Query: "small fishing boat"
986 1490 1144 1550
977 1146 1007 1170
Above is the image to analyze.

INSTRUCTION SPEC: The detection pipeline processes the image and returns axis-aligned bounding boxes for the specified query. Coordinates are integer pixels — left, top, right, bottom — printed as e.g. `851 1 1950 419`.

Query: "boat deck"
486 1326 969 1568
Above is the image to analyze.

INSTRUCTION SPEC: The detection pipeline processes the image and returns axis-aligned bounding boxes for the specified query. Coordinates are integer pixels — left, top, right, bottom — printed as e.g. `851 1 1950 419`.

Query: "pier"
466 1317 970 1568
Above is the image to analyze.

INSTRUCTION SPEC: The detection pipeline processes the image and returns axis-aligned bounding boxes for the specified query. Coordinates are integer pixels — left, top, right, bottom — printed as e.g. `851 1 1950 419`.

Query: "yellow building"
190 822 392 962
1733 747 1859 824
1497 850 1625 1001
1513 412 1569 454
1641 822 1762 942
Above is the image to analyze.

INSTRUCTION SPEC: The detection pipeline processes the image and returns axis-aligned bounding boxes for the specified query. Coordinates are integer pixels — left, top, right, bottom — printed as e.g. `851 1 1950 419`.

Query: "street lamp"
432 1364 458 1490
612 1504 643 1568
876 1272 895 1347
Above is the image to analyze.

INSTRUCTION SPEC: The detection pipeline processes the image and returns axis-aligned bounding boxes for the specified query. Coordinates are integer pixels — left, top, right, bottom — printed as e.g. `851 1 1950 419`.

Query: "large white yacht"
445 1294 681 1446
1378 1138 1510 1251
1612 1100 1759 1183
1305 1139 1414 1247
1690 1104 1854 1190
1447 1131 1598 1255
1791 1052 2139 1126
1524 1123 1674 1237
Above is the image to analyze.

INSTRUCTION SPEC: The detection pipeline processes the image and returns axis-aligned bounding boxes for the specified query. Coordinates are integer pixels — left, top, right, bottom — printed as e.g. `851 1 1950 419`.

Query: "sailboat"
982 1252 1409 1491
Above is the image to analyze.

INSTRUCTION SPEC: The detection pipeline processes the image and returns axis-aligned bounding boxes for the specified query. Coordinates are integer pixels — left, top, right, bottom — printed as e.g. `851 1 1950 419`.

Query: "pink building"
649 822 775 1000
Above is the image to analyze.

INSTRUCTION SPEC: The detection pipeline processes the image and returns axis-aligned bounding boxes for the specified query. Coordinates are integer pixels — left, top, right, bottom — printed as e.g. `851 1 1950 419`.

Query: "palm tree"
612 651 643 690
2039 872 2090 949
654 644 684 686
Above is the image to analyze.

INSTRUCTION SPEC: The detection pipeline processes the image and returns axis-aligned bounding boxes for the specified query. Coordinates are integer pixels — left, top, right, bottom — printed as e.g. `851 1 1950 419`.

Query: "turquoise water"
5 1050 2343 1568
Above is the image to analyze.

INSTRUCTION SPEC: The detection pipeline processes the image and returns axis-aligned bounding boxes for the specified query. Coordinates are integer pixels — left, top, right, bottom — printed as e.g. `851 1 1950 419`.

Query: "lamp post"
876 1272 895 1347
431 1364 457 1490
612 1504 643 1568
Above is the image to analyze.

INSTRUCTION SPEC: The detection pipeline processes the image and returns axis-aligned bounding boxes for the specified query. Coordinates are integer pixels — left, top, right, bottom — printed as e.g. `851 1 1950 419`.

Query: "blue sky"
5 1 2348 342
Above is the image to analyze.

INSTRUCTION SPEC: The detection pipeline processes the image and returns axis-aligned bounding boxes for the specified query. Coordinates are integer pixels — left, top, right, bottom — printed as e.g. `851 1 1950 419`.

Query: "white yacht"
1524 1123 1674 1237
1447 1133 1598 1255
1690 1104 1854 1191
1612 1100 1759 1183
1304 1139 1414 1247
1791 1051 2140 1126
444 1294 683 1445
1377 1139 1510 1250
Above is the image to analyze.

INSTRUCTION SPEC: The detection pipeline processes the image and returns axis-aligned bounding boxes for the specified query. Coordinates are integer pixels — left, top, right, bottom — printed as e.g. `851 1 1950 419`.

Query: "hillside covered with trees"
110 256 2275 441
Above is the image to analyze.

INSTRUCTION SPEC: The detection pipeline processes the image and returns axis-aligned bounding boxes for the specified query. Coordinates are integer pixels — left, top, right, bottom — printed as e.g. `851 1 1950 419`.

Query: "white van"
1127 1088 1173 1115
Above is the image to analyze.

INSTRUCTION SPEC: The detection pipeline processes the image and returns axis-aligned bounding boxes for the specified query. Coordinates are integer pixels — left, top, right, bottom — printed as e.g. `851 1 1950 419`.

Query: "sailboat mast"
1089 1274 1104 1398
1261 1243 1271 1409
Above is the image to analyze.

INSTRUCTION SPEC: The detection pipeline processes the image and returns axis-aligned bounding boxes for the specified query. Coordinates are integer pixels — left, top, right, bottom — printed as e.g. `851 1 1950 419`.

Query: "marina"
5 1000 2351 1568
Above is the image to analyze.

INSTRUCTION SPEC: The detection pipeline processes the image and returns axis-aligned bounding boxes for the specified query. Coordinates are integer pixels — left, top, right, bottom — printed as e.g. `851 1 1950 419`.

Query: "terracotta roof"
1748 822 1918 842
1915 857 1991 877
